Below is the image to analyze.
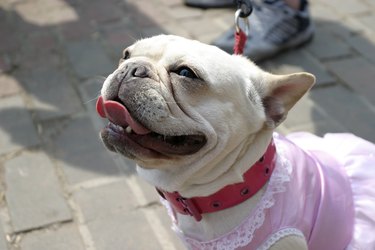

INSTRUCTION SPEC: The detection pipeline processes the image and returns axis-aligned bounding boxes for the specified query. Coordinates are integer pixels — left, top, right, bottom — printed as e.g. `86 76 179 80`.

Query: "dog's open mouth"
96 96 207 157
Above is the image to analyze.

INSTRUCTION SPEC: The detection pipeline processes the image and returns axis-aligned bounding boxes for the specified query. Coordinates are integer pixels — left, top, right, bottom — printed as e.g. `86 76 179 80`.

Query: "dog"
96 35 375 250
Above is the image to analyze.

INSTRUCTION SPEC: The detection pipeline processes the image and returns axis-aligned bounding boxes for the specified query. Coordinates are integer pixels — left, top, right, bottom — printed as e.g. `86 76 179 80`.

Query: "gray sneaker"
213 0 314 61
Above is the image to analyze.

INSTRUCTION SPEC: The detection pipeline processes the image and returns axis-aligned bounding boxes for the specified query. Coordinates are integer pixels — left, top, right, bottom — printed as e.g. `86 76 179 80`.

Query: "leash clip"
235 0 252 35
236 0 253 17
235 9 250 36
234 0 252 54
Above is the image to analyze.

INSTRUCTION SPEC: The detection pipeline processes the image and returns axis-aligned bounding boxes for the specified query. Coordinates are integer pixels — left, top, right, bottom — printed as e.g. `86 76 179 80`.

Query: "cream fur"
100 35 315 249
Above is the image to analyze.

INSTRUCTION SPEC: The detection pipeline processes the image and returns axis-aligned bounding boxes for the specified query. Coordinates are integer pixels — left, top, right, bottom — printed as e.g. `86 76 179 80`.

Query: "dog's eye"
175 67 197 79
122 50 130 60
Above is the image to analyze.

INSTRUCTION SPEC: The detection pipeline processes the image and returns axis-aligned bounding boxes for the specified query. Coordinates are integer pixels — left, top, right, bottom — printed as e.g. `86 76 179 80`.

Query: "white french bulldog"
96 35 375 250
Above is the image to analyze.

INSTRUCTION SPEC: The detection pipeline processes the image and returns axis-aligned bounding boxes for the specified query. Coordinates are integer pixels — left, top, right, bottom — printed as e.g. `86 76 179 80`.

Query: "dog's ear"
262 72 315 128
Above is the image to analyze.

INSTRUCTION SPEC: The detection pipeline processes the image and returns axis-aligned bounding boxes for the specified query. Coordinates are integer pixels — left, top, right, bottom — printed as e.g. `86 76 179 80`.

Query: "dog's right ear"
261 72 315 128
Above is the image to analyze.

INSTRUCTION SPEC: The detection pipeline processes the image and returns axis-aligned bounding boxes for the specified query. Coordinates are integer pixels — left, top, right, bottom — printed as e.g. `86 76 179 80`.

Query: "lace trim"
160 197 177 224
179 139 293 250
257 228 305 250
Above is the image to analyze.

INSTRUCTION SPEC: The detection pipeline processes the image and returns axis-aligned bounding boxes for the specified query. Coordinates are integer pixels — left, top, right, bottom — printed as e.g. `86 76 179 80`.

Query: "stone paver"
14 0 78 26
0 95 40 155
310 85 375 142
357 14 375 33
260 49 336 86
0 219 9 250
58 18 95 42
100 21 140 59
280 93 346 135
79 1 123 24
73 180 139 222
306 28 352 60
347 32 375 64
323 0 369 15
326 57 375 105
20 224 85 250
52 115 121 186
86 209 164 250
18 46 61 72
5 151 72 232
310 3 343 23
0 74 22 98
1 0 375 249
19 67 83 120
0 13 22 53
0 56 12 74
65 40 115 79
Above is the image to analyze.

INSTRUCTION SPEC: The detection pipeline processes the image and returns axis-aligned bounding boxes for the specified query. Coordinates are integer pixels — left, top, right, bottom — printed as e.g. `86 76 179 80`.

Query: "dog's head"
98 35 314 173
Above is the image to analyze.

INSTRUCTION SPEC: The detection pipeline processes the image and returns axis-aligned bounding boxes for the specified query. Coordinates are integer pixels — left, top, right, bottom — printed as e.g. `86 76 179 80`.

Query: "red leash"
234 29 247 55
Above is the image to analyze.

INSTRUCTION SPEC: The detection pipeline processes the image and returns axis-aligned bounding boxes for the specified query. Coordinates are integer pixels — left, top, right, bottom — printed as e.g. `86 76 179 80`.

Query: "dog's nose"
130 63 148 78
125 62 153 79
116 61 159 84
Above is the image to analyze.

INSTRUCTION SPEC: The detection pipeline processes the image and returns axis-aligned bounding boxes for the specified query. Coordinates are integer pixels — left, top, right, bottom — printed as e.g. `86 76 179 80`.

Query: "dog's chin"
100 122 207 163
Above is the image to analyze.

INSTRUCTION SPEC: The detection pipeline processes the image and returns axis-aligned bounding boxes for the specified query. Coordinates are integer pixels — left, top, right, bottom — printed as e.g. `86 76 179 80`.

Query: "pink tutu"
172 132 375 250
288 132 375 249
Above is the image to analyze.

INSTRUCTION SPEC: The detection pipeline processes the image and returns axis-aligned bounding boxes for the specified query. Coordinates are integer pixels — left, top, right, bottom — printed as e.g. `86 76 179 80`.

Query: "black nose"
126 62 152 79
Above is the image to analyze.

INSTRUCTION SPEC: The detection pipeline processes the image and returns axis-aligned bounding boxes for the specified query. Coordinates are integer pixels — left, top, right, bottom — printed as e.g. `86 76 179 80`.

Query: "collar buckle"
177 196 202 221
158 190 203 221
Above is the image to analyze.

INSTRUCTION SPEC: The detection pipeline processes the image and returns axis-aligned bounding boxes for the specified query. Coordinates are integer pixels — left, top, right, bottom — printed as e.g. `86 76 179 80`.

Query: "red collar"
157 140 277 221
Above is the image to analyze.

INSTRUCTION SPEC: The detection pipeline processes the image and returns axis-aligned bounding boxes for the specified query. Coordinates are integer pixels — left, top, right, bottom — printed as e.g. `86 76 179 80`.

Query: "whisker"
91 75 107 82
83 94 101 105
82 76 106 104
128 34 137 43
164 101 182 104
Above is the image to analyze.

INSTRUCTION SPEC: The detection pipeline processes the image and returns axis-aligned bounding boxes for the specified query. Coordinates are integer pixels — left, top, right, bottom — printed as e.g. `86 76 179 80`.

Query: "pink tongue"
96 96 151 135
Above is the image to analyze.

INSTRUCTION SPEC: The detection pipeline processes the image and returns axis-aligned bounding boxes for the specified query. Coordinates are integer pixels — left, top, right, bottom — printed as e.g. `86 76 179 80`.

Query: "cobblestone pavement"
1 0 375 249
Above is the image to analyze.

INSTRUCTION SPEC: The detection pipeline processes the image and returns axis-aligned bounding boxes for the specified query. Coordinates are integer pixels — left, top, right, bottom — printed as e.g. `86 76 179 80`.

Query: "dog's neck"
137 129 274 239
137 129 273 197
169 129 274 239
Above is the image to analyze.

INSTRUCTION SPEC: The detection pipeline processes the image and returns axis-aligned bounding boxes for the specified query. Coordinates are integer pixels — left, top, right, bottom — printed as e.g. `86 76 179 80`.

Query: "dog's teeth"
125 126 132 134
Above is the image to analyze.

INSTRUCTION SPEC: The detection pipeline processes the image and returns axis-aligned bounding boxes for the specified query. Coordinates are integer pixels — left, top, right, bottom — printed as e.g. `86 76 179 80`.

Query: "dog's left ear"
262 72 315 128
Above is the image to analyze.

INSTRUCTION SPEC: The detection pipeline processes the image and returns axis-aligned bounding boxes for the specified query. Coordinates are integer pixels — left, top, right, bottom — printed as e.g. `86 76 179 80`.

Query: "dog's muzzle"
95 62 207 158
